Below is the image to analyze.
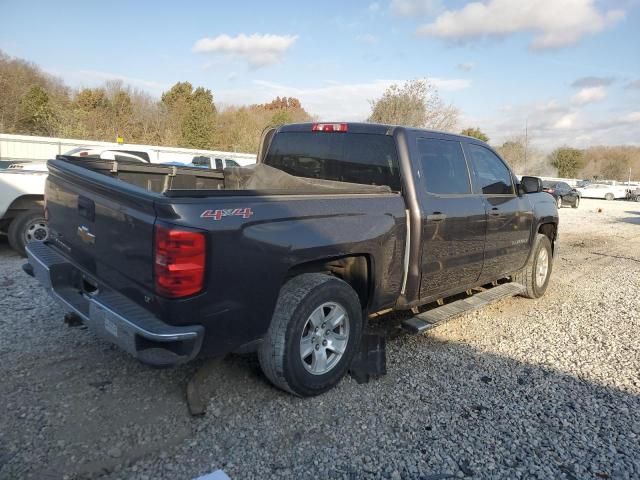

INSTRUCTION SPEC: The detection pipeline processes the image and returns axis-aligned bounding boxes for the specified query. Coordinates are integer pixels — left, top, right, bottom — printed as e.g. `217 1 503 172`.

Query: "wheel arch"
285 254 372 310
538 222 557 254
5 194 44 218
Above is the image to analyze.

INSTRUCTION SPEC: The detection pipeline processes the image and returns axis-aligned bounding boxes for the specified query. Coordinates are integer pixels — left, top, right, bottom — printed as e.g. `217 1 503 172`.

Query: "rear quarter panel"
153 193 407 355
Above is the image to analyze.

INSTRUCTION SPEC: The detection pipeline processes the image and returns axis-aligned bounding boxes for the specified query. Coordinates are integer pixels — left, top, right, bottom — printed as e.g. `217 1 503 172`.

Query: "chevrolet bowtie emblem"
77 225 96 245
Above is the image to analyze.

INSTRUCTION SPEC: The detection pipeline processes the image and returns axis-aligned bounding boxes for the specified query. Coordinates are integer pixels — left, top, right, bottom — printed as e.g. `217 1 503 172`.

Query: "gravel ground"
1 198 639 480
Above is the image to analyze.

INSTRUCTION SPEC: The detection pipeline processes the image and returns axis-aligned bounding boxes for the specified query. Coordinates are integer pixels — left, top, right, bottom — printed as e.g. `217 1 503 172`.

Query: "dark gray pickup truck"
25 122 558 396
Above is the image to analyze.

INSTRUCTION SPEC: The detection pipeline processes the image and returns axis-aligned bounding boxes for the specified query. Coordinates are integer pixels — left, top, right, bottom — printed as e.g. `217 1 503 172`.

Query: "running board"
402 282 525 334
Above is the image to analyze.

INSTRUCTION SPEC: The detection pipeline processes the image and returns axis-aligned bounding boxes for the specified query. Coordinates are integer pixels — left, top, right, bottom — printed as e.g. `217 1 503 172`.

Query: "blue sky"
2 0 639 149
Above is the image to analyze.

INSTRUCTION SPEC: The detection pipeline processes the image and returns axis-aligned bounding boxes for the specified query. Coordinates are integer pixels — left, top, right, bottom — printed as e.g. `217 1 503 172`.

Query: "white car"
575 183 627 200
0 148 148 255
0 168 48 255
63 146 150 162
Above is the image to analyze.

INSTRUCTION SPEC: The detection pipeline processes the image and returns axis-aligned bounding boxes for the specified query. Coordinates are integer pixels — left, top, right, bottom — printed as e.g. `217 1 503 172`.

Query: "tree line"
0 51 312 153
465 128 640 181
1 51 637 180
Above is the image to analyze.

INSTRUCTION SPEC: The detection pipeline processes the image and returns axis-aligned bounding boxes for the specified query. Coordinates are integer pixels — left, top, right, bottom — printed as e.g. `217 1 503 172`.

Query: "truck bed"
56 156 392 197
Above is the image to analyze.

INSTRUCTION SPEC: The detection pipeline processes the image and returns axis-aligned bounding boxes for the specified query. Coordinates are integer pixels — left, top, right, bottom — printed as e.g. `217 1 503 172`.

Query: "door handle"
489 207 501 217
78 196 95 222
427 212 447 222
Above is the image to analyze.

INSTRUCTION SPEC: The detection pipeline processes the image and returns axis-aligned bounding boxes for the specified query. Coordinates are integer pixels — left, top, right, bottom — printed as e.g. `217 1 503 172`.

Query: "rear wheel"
258 273 363 397
556 196 563 208
605 193 614 201
512 233 553 299
7 209 48 257
572 196 580 208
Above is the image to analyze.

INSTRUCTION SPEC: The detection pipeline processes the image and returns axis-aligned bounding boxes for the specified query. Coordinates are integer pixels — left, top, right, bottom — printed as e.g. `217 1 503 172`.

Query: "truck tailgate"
45 160 157 298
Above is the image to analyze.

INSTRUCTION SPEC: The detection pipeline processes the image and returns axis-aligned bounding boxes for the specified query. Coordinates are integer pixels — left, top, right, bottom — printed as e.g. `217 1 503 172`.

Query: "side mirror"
520 176 542 194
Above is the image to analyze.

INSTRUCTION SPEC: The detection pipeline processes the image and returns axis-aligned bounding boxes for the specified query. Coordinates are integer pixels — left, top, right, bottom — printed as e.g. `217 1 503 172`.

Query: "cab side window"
416 138 471 194
466 144 514 195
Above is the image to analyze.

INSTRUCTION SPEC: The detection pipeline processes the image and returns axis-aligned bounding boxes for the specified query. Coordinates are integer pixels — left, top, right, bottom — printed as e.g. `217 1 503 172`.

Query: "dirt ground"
0 197 639 479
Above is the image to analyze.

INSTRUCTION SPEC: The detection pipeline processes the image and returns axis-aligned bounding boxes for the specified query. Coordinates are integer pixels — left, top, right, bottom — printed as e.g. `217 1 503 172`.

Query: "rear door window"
416 138 471 194
265 132 401 191
466 144 514 195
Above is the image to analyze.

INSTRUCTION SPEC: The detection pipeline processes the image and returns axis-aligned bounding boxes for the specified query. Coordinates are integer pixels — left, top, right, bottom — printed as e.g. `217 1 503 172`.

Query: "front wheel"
7 209 49 257
258 273 363 397
512 233 553 299
572 196 580 208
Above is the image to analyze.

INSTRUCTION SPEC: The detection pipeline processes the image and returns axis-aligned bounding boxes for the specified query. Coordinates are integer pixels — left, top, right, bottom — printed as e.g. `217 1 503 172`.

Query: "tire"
512 233 553 299
605 193 614 201
7 209 49 257
556 196 563 208
258 273 363 397
572 196 580 208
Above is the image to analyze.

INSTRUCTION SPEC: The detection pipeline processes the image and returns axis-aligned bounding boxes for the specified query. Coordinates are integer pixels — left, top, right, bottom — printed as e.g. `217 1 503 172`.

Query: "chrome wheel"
557 196 562 208
24 219 49 243
535 248 549 288
300 302 349 375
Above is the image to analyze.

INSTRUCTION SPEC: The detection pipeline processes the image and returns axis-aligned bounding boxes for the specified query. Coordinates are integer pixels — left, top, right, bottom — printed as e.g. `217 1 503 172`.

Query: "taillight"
312 123 348 132
154 225 205 298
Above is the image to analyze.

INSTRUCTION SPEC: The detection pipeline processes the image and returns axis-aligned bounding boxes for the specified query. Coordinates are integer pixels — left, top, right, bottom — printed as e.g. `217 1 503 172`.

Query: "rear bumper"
25 241 203 367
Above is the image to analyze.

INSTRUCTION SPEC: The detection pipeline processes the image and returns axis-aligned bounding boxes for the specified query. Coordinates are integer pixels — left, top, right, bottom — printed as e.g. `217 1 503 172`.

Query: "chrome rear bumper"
25 241 203 367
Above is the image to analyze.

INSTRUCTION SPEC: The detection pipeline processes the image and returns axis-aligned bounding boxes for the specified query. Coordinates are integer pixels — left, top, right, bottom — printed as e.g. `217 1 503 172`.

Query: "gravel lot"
1 198 639 480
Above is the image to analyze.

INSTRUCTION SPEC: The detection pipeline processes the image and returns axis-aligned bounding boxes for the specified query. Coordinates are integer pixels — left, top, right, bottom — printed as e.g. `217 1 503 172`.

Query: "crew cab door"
463 143 533 280
415 137 486 298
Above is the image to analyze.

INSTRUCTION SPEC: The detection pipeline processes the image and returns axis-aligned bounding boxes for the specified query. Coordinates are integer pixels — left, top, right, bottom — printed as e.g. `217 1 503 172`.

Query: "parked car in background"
6 161 48 171
162 157 246 170
626 186 640 202
575 183 627 200
1 148 148 255
63 146 150 162
0 167 48 255
542 181 581 208
191 156 242 169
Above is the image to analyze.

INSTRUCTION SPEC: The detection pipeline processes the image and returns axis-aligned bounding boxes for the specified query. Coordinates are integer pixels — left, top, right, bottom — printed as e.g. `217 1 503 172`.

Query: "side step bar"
402 282 525 334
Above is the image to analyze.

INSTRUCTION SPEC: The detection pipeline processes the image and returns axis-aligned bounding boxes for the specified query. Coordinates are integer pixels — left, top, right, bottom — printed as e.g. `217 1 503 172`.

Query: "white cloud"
571 86 607 105
391 0 443 16
622 112 640 123
368 2 381 12
217 78 470 120
417 0 625 49
193 33 298 68
553 113 577 129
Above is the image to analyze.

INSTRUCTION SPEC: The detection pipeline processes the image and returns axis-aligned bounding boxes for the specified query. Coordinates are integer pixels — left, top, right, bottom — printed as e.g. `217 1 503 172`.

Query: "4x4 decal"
200 207 254 220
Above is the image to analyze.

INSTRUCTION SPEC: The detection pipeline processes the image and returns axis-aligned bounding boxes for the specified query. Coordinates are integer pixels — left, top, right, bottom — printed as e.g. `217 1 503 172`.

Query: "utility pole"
524 118 528 173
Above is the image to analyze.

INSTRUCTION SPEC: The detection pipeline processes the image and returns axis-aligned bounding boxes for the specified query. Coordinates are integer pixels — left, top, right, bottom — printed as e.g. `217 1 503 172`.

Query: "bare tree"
367 79 458 131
